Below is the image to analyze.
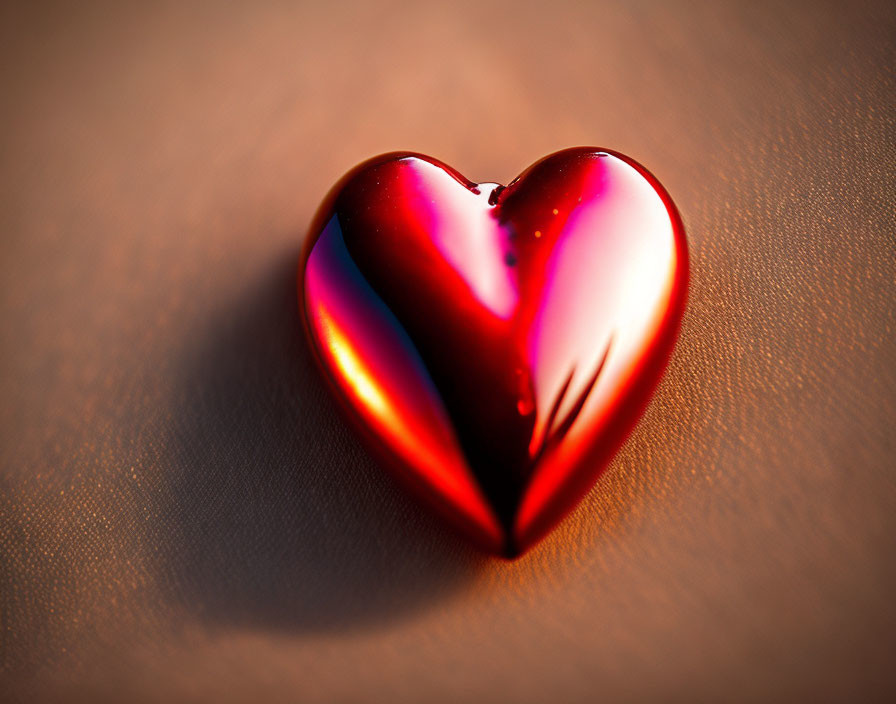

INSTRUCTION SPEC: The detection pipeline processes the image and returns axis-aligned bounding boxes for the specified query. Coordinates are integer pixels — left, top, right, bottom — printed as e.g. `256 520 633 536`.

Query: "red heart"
299 148 688 557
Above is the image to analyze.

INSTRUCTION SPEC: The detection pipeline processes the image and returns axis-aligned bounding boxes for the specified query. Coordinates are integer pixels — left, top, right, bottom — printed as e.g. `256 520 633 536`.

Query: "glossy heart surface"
300 148 688 556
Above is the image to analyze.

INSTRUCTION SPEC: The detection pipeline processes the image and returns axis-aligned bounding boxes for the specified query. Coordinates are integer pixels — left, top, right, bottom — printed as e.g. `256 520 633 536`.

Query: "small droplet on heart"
514 367 534 416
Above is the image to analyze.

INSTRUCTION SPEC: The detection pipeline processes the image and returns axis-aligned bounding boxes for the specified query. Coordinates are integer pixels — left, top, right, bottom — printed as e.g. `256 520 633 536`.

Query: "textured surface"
1 1 894 701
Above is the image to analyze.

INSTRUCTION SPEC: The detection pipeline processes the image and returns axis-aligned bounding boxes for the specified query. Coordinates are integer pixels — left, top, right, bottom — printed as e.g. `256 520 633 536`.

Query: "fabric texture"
1 1 894 701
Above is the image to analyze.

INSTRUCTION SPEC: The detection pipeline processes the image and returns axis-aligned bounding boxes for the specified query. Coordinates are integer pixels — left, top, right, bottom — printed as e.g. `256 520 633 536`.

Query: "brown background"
1 1 894 701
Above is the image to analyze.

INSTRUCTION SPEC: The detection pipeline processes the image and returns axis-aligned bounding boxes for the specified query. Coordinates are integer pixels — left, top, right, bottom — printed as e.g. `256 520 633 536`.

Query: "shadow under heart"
156 248 485 633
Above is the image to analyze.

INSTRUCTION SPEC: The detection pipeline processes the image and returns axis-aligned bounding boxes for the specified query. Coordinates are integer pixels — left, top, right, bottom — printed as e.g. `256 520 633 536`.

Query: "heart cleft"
299 147 688 557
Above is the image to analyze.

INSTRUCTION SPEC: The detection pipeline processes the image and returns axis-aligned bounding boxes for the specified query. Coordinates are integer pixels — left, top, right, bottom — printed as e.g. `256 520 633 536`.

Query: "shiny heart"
299 148 688 557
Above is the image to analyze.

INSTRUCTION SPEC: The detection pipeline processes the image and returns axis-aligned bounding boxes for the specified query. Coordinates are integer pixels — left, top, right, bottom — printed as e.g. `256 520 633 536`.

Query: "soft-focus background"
1 1 894 701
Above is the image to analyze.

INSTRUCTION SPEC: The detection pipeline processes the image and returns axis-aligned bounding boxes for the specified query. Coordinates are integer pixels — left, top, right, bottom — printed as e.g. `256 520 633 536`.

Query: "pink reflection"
409 164 518 319
515 155 682 545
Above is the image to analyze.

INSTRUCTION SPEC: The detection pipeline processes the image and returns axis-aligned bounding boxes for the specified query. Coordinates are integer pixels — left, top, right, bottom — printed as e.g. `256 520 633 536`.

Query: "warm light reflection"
322 309 390 426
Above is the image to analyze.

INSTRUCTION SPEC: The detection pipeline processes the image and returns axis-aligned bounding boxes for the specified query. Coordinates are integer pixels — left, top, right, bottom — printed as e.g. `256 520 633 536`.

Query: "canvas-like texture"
1 1 894 701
